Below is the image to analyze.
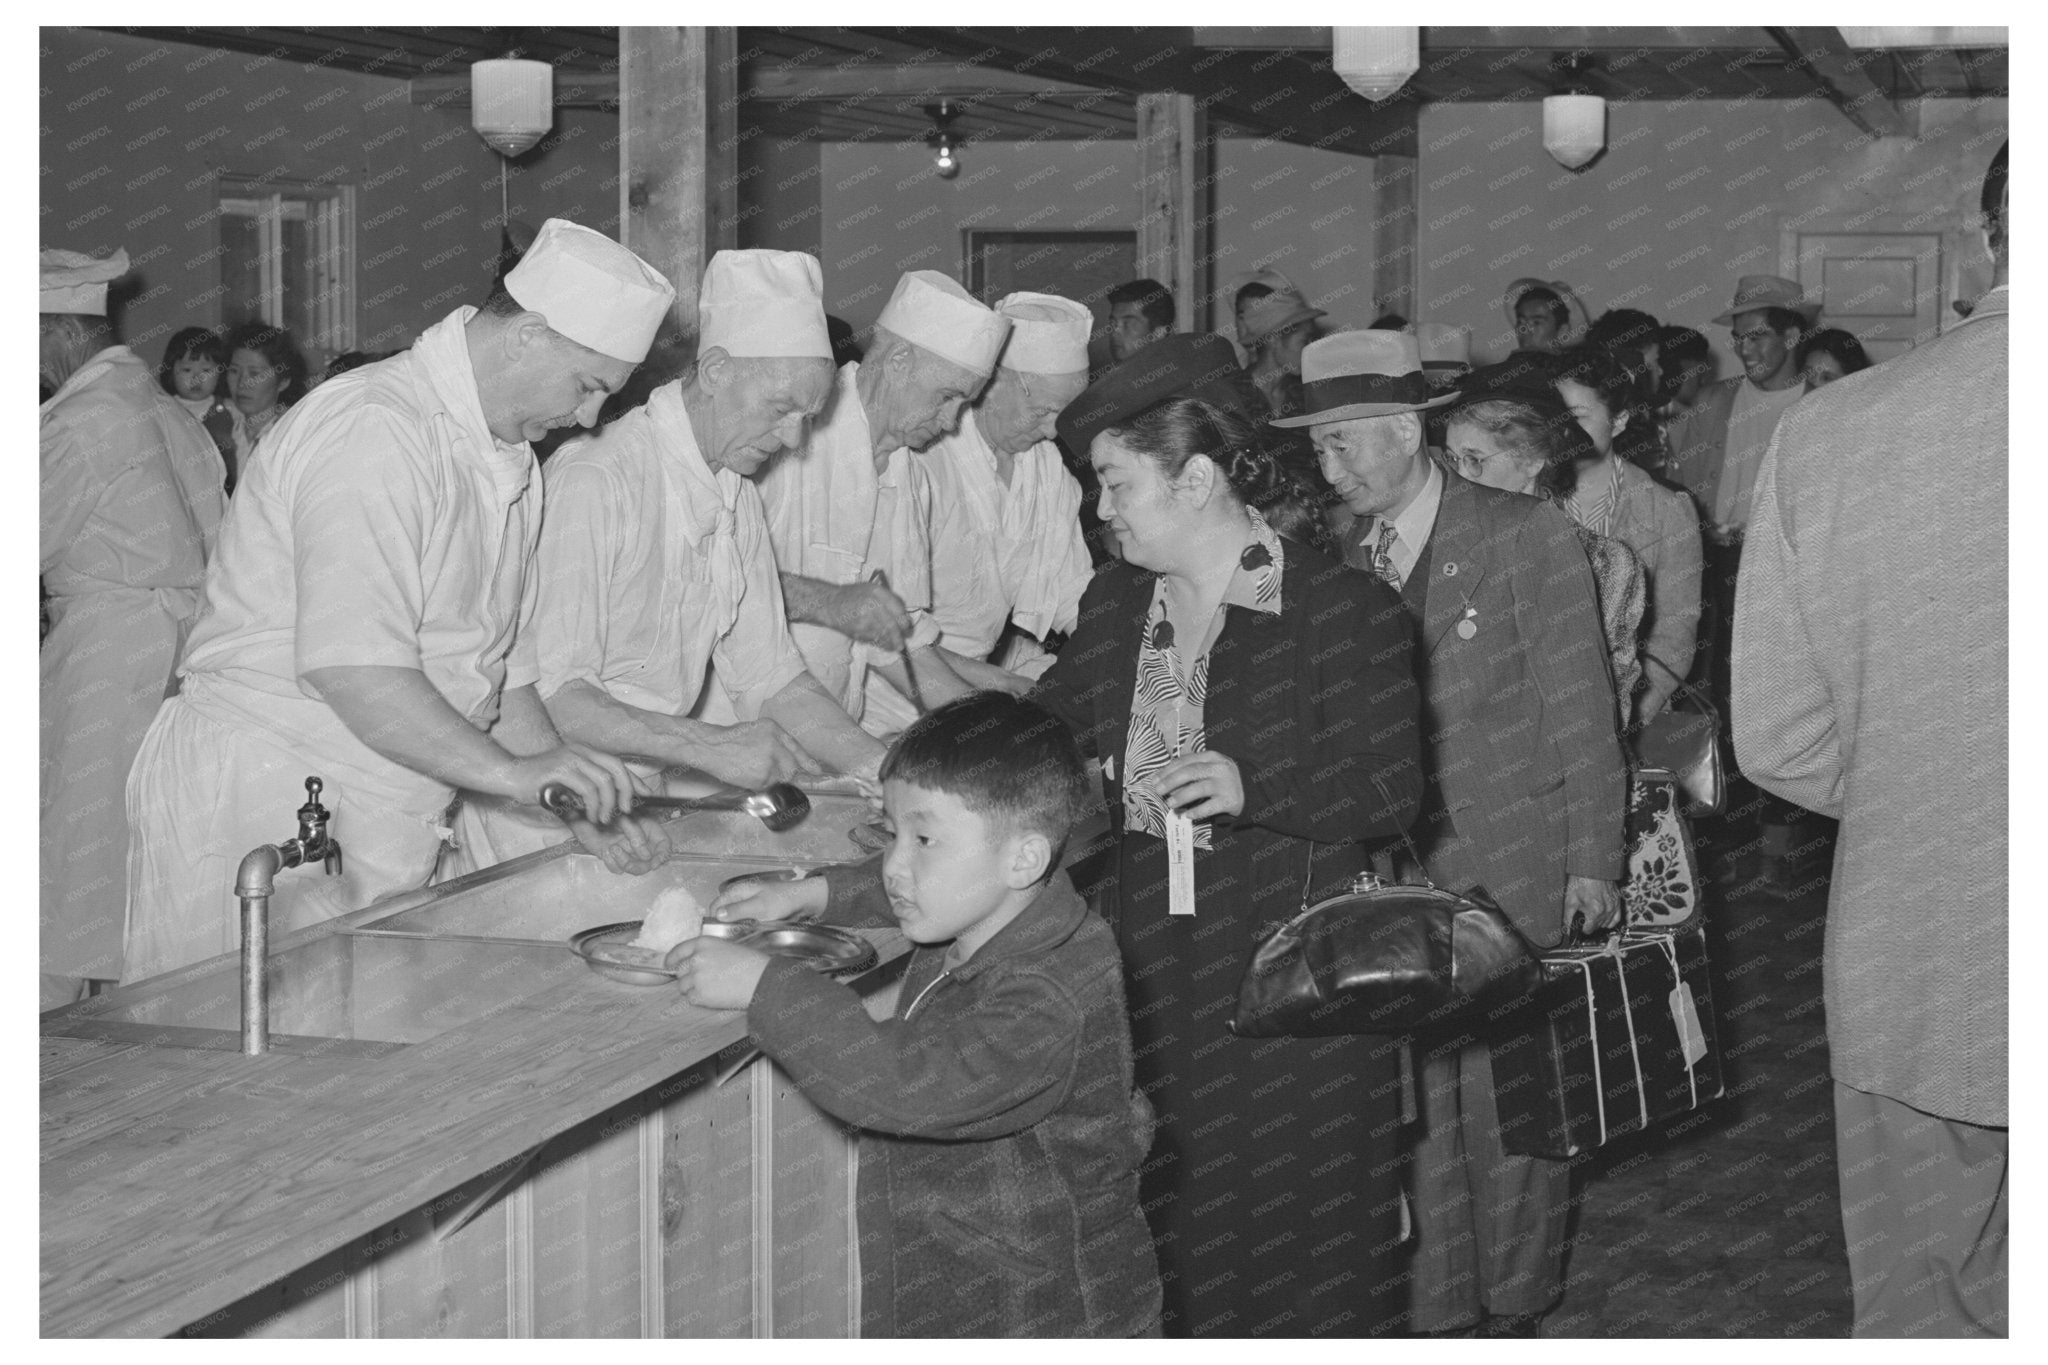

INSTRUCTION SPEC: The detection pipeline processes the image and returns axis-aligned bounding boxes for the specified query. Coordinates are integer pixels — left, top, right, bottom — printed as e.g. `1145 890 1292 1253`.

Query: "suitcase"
1487 921 1725 1158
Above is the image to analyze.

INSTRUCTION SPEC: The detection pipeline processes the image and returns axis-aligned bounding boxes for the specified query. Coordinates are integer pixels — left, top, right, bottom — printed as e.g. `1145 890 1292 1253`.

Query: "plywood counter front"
42 804 906 1338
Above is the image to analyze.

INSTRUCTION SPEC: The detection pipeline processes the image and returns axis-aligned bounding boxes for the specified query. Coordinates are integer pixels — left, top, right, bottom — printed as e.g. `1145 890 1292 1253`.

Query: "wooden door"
1784 230 1946 361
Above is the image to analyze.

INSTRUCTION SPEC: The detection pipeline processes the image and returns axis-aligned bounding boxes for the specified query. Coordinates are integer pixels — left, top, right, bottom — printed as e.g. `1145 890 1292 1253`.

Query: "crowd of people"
40 140 2005 1340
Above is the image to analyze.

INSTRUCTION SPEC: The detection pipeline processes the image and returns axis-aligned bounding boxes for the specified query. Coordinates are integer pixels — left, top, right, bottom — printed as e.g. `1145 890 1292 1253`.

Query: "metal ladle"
537 781 812 833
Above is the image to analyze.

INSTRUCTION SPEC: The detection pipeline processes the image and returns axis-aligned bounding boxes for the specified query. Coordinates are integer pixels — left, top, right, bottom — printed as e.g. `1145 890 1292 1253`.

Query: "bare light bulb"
933 144 960 179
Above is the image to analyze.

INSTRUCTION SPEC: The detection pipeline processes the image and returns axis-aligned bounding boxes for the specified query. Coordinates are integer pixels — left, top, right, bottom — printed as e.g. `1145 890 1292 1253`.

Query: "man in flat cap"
41 247 229 1004
126 218 676 981
861 290 1095 733
1286 330 1625 1337
446 249 888 873
757 269 1010 733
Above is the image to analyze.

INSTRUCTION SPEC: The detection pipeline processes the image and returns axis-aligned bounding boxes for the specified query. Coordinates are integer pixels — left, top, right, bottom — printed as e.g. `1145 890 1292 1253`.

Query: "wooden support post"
1135 93 1209 334
1371 154 1418 324
620 26 739 343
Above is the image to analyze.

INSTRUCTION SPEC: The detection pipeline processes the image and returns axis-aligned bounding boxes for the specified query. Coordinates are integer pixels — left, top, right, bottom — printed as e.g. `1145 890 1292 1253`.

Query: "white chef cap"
41 248 130 315
503 218 675 363
995 291 1092 375
699 250 832 360
875 271 1010 377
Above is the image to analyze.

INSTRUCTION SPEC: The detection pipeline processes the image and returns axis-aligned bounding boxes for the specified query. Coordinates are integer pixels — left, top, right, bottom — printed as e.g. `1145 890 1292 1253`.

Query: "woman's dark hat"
1057 333 1263 455
1270 331 1459 428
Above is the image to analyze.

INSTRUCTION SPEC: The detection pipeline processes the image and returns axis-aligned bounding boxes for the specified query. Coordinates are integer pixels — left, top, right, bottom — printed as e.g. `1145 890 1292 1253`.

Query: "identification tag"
1167 811 1196 916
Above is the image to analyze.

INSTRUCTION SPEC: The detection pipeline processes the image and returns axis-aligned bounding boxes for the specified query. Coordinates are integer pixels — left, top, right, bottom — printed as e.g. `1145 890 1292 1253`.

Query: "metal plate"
569 919 877 988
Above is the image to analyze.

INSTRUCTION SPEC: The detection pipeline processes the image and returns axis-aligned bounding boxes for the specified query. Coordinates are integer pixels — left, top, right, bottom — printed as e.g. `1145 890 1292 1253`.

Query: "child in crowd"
669 692 1162 1338
157 326 237 492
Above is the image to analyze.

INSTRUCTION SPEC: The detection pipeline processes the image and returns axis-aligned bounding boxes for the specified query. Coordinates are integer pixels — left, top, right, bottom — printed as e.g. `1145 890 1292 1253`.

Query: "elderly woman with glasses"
1443 364 1647 713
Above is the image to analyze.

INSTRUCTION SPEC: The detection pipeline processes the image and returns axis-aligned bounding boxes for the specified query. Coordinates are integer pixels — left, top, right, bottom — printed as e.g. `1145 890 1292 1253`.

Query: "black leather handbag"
1231 826 1543 1039
1632 653 1725 816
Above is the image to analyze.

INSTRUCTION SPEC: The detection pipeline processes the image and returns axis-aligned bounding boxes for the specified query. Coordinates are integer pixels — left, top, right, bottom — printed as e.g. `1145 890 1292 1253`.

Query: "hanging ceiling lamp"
925 101 965 179
471 57 554 158
1332 27 1420 103
1542 56 1605 171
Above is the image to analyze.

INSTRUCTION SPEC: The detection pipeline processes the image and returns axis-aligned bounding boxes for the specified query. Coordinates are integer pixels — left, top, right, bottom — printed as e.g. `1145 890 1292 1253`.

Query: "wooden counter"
42 829 908 1338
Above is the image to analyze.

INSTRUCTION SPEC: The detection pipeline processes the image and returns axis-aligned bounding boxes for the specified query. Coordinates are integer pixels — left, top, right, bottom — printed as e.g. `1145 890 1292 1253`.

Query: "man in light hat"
1665 274 1820 894
125 218 677 982
1281 329 1625 1336
1668 273 1821 537
1236 277 1327 419
860 290 1095 733
445 249 888 873
757 269 1010 733
1414 322 1473 394
41 247 229 1005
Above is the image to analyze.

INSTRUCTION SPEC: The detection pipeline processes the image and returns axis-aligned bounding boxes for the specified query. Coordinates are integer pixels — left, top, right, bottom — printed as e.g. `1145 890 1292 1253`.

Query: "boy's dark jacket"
748 863 1162 1338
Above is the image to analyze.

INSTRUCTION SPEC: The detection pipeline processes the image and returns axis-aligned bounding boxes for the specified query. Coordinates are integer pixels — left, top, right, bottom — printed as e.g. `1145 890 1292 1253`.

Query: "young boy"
667 692 1163 1337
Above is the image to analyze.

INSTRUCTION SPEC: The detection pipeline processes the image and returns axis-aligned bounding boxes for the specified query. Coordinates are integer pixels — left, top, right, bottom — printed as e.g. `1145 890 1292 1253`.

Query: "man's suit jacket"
1340 474 1627 947
1662 375 1741 515
1733 287 2007 1128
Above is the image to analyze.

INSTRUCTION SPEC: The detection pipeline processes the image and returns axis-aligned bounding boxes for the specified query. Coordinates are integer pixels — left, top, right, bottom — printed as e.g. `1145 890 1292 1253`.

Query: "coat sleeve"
1640 484 1703 696
748 960 1081 1140
1220 564 1423 843
1026 568 1130 762
1519 501 1628 881
1730 429 1843 817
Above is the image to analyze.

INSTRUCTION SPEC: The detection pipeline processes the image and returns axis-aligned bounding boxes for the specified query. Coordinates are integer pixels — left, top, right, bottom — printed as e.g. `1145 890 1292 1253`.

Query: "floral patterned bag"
1622 770 1701 930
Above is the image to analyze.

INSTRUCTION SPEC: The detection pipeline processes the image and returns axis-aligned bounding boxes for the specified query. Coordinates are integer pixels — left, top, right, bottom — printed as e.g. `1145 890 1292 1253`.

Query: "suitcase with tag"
1487 921 1724 1158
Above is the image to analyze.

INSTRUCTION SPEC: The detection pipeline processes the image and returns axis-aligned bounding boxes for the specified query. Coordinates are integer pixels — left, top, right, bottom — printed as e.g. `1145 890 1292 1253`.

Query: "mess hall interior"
40 25 2009 1340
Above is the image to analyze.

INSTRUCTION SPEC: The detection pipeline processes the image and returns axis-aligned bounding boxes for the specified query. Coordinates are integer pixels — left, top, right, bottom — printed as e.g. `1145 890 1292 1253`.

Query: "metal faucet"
238 776 344 1055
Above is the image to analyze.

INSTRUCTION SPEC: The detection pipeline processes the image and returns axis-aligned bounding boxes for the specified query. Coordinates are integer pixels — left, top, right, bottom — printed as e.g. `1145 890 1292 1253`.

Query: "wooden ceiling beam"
743 63 1104 102
840 26 1413 158
1770 27 1913 139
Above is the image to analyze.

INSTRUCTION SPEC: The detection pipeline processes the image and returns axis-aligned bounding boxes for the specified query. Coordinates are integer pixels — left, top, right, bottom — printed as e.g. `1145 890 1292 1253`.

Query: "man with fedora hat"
1282 329 1625 1336
1666 274 1821 895
1667 274 1821 538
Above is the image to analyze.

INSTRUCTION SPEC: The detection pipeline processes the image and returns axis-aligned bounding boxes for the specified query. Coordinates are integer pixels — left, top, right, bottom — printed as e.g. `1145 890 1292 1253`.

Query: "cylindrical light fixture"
1333 27 1420 103
1543 93 1606 171
471 58 554 158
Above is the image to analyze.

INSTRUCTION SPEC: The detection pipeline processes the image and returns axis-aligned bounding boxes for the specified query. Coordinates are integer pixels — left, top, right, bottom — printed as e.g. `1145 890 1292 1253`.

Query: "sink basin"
361 852 855 944
80 933 585 1045
352 792 878 944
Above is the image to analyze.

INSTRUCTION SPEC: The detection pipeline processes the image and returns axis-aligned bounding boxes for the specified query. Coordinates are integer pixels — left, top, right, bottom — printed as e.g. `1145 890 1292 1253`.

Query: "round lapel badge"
1456 618 1477 640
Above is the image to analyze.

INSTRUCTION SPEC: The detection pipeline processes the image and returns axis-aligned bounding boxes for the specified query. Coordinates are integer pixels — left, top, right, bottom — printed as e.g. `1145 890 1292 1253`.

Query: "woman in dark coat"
1034 364 1423 1337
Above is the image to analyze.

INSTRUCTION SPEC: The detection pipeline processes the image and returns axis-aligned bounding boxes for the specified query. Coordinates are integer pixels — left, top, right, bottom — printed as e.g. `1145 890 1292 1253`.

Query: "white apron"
444 385 804 873
124 311 540 981
41 348 226 982
755 362 936 730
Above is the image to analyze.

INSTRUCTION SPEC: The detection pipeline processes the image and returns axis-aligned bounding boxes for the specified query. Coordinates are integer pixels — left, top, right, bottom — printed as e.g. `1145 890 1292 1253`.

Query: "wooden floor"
1546 813 1850 1338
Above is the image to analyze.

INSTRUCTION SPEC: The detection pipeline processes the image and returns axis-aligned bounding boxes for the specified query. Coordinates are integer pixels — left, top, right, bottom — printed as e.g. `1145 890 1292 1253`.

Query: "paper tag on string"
1669 983 1707 1067
1166 811 1196 916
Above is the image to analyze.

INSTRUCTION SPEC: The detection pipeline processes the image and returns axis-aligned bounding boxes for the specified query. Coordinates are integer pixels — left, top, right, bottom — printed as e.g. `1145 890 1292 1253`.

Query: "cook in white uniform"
862 291 1095 734
755 270 1010 734
124 219 674 982
445 250 888 873
41 248 229 1006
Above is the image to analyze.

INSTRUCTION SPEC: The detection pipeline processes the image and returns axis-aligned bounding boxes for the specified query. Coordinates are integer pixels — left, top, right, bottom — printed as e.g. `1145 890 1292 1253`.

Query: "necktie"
1368 519 1401 587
